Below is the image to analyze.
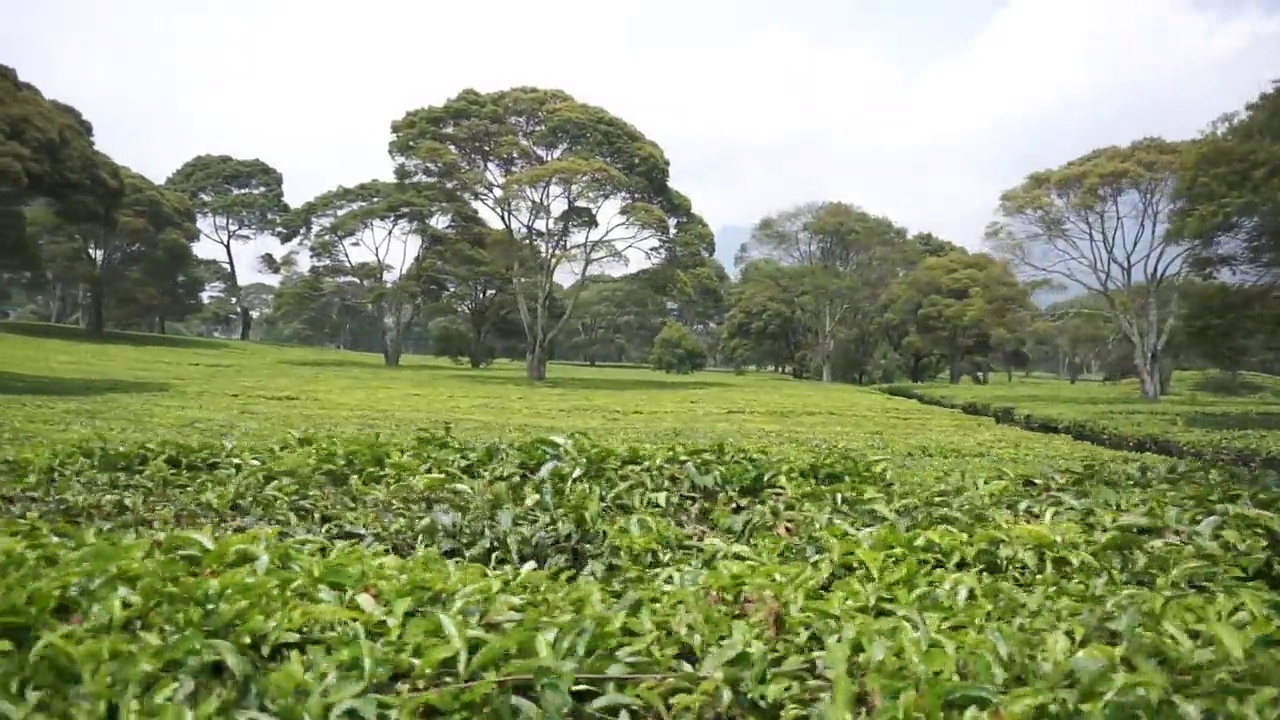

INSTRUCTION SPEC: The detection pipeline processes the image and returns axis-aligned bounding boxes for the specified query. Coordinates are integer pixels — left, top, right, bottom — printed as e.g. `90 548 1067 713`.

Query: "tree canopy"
1175 81 1280 286
389 87 712 380
1 64 123 272
2 66 1274 396
986 138 1193 399
165 154 289 340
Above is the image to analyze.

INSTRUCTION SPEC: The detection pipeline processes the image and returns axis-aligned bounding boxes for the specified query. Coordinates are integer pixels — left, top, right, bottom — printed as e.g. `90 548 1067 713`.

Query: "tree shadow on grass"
461 373 728 392
555 360 653 371
279 358 466 371
0 371 170 397
1184 412 1280 432
0 321 223 350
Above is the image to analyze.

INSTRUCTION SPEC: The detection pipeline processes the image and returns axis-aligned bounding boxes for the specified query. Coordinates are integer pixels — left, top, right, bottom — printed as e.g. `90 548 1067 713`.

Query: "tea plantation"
2 323 1279 718
880 373 1280 470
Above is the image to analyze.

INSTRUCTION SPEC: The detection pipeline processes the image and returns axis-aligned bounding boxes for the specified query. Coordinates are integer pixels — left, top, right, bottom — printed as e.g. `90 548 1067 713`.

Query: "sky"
4 0 1280 283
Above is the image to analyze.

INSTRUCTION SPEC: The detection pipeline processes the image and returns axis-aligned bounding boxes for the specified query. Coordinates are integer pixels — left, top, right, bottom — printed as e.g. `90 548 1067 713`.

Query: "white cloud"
3 0 1278 283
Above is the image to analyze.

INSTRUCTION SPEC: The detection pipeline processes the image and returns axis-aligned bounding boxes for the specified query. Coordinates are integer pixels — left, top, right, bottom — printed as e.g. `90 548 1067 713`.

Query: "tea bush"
3 432 1280 717
879 373 1280 470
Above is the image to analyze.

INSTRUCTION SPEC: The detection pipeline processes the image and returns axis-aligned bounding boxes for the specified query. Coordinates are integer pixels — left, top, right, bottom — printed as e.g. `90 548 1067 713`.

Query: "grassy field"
2 322 1280 717
880 372 1280 467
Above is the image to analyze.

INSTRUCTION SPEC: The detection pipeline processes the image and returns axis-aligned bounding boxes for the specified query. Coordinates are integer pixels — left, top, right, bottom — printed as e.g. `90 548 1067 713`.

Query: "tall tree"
1179 281 1280 377
282 180 456 366
737 201 907 382
108 234 208 334
262 268 384 351
1 65 124 307
416 222 519 367
561 274 667 365
986 138 1193 400
1038 295 1117 382
721 259 808 374
389 87 710 381
1175 80 1280 286
886 252 1033 384
1 65 123 269
165 154 288 340
30 166 197 336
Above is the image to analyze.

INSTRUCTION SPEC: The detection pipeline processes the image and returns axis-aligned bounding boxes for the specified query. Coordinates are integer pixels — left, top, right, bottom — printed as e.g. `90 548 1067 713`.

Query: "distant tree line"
3 64 1277 397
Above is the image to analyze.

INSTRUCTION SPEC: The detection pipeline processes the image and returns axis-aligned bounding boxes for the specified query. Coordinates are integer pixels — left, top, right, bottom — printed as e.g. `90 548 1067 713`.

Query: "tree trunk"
820 306 834 383
157 316 166 335
237 305 252 341
909 355 924 383
382 337 402 366
1158 358 1174 396
84 277 105 338
526 342 548 381
948 358 963 384
1135 355 1160 401
50 282 68 323
75 283 87 327
1006 368 1013 383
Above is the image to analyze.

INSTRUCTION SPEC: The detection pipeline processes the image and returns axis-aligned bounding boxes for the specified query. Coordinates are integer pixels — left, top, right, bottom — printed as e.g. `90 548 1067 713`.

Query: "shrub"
648 320 708 375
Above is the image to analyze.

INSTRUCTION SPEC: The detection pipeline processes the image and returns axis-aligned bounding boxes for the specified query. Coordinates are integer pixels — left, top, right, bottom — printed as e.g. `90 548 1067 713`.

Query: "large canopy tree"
1175 80 1280 286
721 259 808 374
1 64 123 276
389 87 711 380
30 166 198 336
885 251 1033 384
165 154 288 340
737 201 908 382
282 180 458 366
416 220 520 368
986 138 1193 400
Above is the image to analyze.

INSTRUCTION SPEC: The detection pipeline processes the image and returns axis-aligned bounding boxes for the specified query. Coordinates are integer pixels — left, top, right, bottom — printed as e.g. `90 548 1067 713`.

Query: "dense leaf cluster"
2 433 1280 716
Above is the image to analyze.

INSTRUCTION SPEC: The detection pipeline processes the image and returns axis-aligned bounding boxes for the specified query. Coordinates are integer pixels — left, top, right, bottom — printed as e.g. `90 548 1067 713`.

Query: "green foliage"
416 221 521 367
0 64 124 265
281 180 465 365
389 87 711 380
22 166 201 336
1174 80 1280 284
648 320 709 374
737 202 910 382
3 428 1280 715
563 274 666 366
881 373 1280 469
887 253 1033 383
986 138 1194 400
164 154 288 248
1180 282 1280 375
3 321 1280 714
165 154 289 340
4 58 1280 715
722 259 807 373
